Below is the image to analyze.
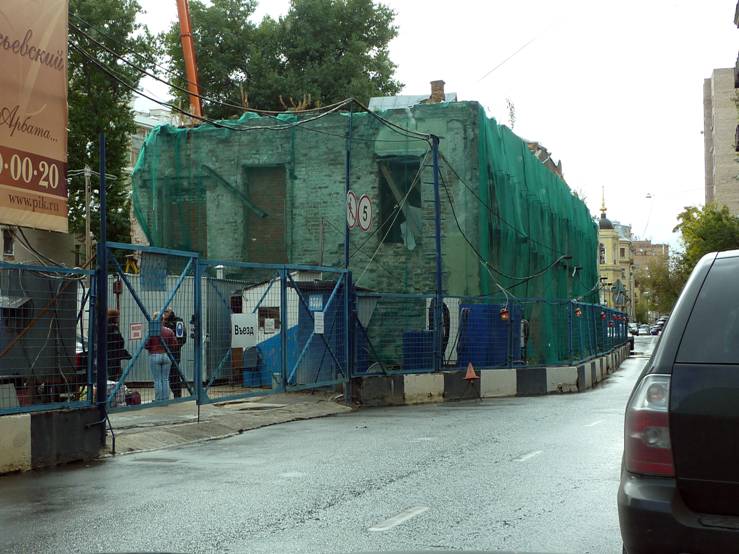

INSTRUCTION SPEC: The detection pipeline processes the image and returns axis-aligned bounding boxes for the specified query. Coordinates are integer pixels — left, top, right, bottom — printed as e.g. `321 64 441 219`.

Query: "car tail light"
625 374 674 476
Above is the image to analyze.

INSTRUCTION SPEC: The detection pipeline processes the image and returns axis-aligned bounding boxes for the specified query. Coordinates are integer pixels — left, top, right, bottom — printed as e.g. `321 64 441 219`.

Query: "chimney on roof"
429 80 446 103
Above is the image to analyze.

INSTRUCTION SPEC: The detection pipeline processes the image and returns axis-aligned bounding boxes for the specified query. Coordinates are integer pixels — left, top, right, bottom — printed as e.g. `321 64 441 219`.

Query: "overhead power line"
70 21 352 118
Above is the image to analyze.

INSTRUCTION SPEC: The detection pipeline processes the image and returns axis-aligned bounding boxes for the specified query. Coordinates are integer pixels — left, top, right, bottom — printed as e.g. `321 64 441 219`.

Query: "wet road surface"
0 337 656 553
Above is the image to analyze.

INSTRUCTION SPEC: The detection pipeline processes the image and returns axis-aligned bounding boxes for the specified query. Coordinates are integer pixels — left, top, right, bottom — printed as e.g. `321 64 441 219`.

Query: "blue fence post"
506 306 512 368
194 258 203 405
86 274 96 404
431 134 443 372
280 268 288 390
344 102 353 269
95 132 108 444
344 271 352 404
567 302 574 364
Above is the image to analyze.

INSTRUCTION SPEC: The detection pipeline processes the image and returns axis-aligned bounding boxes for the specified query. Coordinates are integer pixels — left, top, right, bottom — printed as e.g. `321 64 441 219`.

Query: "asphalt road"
0 337 656 554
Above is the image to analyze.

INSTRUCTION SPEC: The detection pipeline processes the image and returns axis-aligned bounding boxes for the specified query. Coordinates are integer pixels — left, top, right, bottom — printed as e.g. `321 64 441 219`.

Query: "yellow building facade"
597 198 635 319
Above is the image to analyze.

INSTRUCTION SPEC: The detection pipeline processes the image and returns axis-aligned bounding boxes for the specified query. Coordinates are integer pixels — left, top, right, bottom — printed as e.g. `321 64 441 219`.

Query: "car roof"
716 249 739 259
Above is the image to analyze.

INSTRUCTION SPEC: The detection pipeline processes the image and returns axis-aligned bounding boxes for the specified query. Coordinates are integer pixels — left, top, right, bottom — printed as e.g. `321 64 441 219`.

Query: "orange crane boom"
175 0 203 118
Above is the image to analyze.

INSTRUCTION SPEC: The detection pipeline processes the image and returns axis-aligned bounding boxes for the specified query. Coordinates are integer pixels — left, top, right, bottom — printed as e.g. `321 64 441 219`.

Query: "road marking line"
584 420 603 427
278 471 305 478
412 437 436 442
514 450 542 462
369 506 429 531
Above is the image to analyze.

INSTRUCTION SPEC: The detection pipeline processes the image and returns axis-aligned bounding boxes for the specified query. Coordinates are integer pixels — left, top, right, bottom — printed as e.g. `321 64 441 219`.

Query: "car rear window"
677 257 739 364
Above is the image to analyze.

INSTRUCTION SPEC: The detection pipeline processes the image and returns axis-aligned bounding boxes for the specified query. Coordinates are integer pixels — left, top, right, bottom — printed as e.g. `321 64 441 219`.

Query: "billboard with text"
0 0 68 233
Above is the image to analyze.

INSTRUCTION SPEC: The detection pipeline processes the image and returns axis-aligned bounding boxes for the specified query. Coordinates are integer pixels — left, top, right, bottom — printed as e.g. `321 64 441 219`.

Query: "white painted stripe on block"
480 369 517 398
546 366 578 393
0 413 31 474
514 450 543 462
403 373 444 404
369 506 429 531
584 420 603 427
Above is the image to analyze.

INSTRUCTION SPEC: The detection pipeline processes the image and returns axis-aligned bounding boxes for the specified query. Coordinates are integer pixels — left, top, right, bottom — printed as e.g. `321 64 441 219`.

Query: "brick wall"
135 102 483 295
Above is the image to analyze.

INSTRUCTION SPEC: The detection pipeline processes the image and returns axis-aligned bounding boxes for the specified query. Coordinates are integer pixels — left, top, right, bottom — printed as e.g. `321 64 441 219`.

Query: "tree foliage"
635 257 682 317
68 0 156 243
674 204 739 275
636 204 739 317
162 0 402 118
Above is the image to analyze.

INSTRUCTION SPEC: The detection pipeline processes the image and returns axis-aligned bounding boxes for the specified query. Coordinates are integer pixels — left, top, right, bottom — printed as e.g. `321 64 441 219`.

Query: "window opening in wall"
620 247 625 258
378 157 422 246
230 294 243 314
3 229 14 256
258 307 281 331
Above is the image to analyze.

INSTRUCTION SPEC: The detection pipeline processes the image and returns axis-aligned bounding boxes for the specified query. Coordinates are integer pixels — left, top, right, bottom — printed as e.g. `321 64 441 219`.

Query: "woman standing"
144 312 177 402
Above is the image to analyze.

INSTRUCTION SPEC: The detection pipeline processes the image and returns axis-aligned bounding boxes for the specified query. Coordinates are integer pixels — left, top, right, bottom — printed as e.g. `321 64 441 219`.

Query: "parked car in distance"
629 323 638 335
649 325 660 335
618 250 739 553
638 324 650 336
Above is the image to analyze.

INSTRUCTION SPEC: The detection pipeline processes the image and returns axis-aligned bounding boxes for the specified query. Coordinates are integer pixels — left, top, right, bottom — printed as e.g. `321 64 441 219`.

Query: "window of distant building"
599 243 606 264
378 157 422 244
620 247 625 258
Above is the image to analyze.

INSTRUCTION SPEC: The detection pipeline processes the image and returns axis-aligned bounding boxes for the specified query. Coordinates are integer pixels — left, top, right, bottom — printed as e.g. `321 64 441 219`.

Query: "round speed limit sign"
346 191 358 229
357 194 372 232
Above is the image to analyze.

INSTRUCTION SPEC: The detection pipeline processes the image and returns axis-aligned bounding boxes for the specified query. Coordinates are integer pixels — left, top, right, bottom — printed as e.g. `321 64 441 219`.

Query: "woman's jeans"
149 353 171 402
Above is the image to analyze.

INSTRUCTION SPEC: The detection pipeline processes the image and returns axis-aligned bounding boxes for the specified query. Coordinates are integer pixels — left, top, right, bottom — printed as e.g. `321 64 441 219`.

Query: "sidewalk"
104 391 352 457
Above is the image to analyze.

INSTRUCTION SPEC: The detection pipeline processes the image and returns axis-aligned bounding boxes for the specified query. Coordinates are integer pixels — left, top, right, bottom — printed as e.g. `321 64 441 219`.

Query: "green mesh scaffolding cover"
132 101 599 364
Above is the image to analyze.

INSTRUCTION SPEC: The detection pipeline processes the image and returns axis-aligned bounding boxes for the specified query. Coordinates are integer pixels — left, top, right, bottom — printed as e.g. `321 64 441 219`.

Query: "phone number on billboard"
0 152 61 190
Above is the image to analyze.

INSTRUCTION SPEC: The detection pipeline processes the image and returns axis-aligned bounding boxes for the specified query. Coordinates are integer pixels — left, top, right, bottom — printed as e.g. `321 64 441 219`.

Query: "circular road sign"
346 191 358 229
358 194 372 232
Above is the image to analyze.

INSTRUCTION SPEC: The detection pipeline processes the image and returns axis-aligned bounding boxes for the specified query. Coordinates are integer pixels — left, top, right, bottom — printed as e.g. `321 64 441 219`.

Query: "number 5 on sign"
358 194 372 232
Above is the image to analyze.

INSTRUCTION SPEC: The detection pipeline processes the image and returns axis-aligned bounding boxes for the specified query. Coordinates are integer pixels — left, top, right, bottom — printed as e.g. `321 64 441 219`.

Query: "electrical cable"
440 172 568 283
438 152 572 260
70 41 355 132
354 151 432 285
349 153 432 259
13 228 87 278
69 13 350 117
71 20 354 119
439 172 520 304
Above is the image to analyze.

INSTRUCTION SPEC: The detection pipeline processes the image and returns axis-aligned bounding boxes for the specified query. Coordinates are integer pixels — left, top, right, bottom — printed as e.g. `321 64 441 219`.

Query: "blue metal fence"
0 261 94 414
1 247 630 416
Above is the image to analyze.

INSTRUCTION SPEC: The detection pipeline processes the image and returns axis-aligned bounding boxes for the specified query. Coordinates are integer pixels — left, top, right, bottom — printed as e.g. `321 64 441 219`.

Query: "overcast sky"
136 0 738 249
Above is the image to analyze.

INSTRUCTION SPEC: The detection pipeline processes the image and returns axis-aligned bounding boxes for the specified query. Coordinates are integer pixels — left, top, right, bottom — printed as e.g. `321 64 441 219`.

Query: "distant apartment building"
632 239 669 319
703 67 738 214
632 240 669 271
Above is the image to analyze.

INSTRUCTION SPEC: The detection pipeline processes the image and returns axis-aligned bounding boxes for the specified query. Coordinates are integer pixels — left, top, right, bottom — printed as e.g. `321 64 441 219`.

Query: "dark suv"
618 250 739 554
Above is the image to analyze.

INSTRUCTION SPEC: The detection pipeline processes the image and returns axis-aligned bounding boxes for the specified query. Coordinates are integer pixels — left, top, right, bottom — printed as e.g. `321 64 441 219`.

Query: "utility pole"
84 165 92 265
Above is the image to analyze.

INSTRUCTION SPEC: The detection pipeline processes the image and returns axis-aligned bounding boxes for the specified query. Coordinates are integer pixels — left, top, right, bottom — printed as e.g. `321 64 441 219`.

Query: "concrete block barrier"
351 344 633 408
546 366 579 393
0 407 101 475
404 373 444 404
0 414 31 473
480 369 517 398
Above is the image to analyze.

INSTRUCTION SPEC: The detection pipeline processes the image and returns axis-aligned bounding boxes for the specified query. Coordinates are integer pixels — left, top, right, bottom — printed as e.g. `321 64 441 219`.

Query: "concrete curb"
352 344 632 406
0 407 101 475
104 401 352 457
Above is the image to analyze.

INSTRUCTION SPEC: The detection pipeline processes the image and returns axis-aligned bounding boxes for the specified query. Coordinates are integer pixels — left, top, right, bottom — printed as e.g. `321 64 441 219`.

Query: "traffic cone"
464 362 479 381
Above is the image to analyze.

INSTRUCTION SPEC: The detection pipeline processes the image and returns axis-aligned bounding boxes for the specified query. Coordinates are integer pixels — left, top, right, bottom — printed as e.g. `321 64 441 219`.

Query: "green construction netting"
131 101 600 365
